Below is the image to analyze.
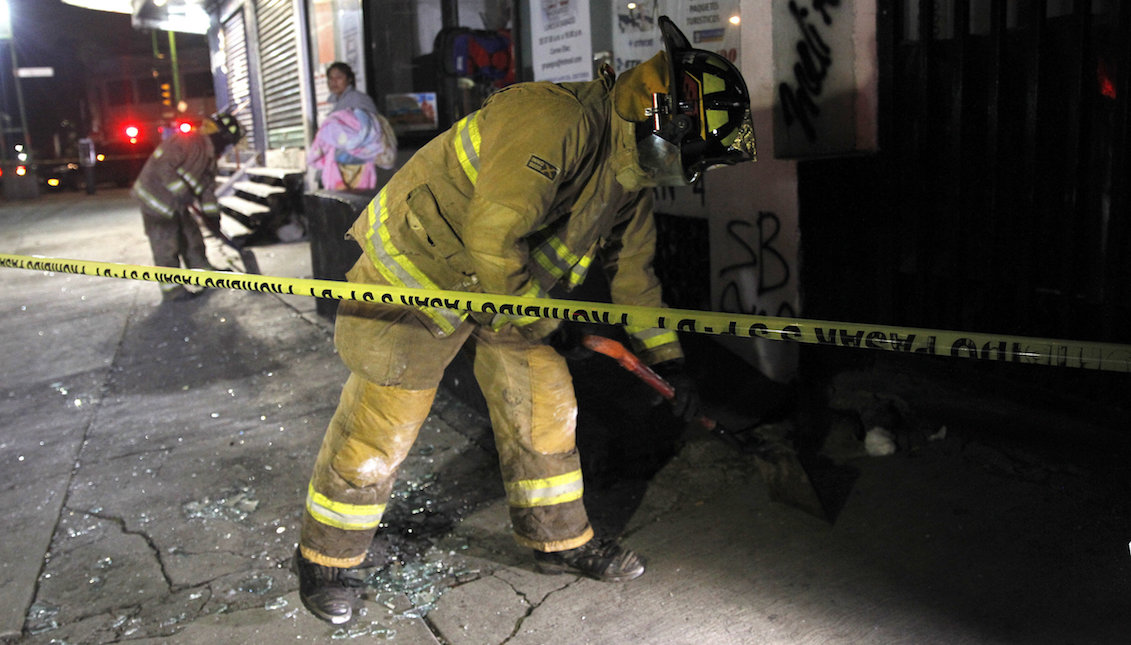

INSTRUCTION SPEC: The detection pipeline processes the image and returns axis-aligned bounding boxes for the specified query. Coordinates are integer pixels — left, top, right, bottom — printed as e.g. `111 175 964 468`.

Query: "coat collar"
610 109 657 192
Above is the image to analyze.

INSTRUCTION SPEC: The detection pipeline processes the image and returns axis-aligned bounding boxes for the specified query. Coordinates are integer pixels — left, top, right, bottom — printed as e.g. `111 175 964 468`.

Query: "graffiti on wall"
650 182 796 320
772 0 858 157
717 211 797 319
777 0 836 143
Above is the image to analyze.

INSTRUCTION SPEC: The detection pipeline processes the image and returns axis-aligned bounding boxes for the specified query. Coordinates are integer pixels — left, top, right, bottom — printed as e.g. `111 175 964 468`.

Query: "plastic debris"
864 426 897 456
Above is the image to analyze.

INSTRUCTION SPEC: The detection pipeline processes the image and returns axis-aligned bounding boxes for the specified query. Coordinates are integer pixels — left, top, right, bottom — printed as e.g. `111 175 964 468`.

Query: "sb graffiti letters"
718 211 796 319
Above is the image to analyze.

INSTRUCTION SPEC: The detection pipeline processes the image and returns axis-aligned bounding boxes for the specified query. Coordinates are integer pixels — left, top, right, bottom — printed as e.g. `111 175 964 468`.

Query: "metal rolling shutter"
222 8 256 150
255 0 305 149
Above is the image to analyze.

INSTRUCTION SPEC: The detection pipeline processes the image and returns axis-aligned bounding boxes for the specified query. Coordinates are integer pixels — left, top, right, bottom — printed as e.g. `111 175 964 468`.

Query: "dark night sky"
2 0 205 158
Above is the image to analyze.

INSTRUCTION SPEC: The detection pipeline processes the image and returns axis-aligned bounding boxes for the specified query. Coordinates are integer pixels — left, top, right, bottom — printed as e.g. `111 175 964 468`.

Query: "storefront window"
362 0 514 139
307 0 366 121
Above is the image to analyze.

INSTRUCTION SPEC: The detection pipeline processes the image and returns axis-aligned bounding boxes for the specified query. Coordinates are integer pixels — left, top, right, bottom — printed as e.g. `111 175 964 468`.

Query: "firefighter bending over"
131 111 244 301
292 17 757 625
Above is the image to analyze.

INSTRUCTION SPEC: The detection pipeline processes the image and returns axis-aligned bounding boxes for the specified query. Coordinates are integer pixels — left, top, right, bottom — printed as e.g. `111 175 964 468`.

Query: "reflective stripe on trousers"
300 294 593 568
300 373 434 567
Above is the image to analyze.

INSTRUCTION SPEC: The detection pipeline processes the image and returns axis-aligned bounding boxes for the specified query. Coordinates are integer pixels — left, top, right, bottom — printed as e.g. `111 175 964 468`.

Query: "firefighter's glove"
653 359 701 422
545 322 595 361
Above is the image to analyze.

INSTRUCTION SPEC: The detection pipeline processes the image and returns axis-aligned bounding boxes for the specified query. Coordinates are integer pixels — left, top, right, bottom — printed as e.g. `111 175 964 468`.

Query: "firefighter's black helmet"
203 111 244 148
631 16 756 185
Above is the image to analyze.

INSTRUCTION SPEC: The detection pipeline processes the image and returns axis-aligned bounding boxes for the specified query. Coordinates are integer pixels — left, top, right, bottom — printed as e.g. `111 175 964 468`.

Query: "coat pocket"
405 184 474 276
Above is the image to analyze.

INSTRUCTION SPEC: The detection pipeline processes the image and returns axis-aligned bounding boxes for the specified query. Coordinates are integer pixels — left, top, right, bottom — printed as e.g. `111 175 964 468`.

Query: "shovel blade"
750 446 828 522
581 334 830 522
707 422 829 521
237 248 261 274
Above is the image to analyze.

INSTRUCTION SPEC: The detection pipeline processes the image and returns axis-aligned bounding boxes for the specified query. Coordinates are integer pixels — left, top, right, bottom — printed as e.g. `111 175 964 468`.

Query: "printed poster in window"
673 0 741 62
611 1 741 76
529 0 593 82
611 0 660 74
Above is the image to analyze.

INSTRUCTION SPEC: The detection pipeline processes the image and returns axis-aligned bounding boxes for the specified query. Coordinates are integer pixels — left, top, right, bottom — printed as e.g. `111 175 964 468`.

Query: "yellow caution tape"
4 252 1131 372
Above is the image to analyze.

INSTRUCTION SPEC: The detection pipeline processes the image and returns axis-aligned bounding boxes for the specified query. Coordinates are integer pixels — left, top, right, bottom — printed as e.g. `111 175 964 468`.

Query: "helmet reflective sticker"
702 68 734 145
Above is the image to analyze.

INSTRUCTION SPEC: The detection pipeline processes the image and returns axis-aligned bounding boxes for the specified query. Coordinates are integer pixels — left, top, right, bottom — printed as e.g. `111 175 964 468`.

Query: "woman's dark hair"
327 62 356 87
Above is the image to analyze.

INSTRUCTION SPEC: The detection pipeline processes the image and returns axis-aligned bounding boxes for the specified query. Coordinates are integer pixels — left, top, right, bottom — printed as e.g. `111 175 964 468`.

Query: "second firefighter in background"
131 112 244 300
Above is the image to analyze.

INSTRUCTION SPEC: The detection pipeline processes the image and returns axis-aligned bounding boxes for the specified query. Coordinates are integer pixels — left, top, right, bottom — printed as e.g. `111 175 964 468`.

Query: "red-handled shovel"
582 334 828 521
189 205 261 274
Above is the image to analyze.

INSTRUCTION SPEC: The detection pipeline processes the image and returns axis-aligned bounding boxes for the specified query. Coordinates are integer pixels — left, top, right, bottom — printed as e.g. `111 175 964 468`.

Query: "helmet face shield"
637 129 689 186
641 16 756 185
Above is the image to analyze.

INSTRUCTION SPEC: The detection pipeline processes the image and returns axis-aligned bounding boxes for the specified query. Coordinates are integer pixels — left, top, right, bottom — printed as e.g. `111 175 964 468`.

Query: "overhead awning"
62 0 210 34
60 1 131 12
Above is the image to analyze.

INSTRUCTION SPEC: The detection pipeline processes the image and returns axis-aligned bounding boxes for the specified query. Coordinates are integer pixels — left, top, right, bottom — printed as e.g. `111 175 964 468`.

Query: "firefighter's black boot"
291 547 358 624
533 538 646 582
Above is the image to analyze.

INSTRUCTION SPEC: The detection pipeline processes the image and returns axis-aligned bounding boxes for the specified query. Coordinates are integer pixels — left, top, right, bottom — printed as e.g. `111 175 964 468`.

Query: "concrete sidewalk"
2 190 1130 644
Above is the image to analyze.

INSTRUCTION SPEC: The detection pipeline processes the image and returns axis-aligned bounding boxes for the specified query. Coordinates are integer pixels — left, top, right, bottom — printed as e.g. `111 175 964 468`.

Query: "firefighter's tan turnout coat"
301 72 686 567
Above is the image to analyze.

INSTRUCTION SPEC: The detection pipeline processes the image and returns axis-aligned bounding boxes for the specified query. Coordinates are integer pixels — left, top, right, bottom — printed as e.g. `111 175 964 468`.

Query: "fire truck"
36 45 215 191
82 60 216 188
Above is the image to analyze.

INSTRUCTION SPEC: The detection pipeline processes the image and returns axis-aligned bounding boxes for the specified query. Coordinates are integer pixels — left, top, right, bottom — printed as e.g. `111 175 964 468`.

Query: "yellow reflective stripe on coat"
176 167 203 194
531 236 594 289
504 470 584 508
627 325 679 349
133 184 174 217
165 177 188 196
531 236 577 276
363 189 465 334
306 483 385 531
454 112 482 185
566 251 593 288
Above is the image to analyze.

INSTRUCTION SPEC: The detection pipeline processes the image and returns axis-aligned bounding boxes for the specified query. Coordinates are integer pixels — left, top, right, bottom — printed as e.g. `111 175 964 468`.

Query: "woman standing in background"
307 62 396 190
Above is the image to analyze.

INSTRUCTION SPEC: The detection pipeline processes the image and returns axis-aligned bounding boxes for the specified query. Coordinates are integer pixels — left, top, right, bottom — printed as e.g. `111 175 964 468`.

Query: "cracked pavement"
3 190 1131 644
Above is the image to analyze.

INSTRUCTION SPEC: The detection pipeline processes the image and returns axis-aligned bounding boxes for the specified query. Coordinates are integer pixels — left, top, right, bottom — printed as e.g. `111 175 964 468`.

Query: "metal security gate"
222 7 257 150
887 0 1130 343
799 0 1131 347
255 0 306 149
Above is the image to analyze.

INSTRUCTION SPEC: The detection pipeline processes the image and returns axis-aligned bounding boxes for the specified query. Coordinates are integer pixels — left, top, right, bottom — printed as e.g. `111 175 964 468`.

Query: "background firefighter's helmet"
201 111 244 149
632 15 756 185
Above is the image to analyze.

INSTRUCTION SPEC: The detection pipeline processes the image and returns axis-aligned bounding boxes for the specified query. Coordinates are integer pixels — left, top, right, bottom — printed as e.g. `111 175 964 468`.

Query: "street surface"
1 189 1129 644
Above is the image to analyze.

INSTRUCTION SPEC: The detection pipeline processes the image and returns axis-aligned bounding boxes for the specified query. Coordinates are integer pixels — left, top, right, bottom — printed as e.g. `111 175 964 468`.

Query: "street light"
0 0 32 165
0 0 10 38
0 0 10 158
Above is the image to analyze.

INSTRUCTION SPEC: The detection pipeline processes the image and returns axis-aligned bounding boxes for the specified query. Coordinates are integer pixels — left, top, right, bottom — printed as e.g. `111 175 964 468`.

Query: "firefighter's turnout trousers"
141 208 212 294
299 261 592 568
142 208 211 269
